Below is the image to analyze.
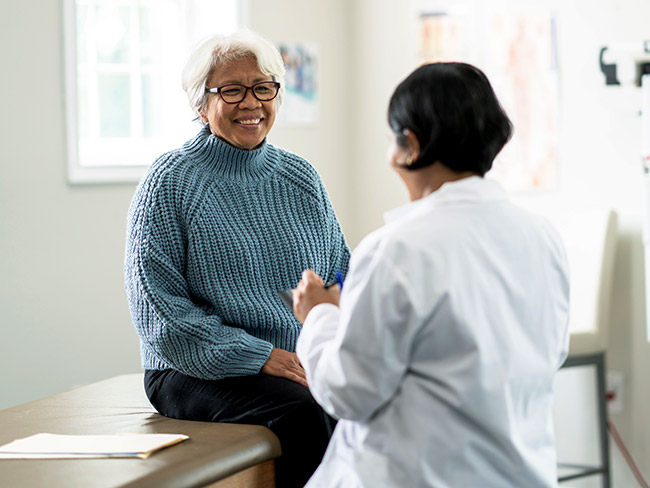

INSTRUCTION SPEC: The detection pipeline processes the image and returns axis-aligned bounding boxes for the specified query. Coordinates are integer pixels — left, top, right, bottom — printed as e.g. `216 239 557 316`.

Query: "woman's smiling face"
200 56 277 150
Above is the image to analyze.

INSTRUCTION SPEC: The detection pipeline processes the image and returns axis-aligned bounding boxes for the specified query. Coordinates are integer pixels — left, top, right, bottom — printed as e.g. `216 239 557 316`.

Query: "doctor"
292 62 570 487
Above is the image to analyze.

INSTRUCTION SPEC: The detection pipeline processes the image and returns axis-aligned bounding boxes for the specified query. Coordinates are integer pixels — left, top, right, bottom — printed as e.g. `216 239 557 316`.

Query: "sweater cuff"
215 334 274 377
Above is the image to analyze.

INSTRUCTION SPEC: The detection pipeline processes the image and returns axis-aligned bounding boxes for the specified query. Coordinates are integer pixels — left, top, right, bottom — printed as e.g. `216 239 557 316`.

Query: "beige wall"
1 0 649 485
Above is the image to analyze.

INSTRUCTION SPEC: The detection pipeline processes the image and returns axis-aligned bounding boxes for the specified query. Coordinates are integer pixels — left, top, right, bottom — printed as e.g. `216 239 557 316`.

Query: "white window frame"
63 0 249 183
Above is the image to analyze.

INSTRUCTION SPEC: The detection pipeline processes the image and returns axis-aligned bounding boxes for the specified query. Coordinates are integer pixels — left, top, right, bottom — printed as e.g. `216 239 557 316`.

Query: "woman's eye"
223 88 242 95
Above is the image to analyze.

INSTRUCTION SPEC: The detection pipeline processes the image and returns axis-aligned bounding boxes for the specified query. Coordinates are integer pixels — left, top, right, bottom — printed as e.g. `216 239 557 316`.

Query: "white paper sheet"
0 433 189 459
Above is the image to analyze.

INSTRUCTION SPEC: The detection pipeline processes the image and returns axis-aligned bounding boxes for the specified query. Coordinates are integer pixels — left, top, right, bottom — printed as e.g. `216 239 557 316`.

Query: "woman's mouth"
235 117 263 126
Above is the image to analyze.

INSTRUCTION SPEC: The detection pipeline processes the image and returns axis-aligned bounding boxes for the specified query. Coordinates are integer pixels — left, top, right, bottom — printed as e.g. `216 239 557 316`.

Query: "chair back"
549 209 618 355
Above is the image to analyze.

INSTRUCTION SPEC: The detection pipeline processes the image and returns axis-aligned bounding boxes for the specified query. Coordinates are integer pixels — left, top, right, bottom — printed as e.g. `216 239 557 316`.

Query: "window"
64 0 245 183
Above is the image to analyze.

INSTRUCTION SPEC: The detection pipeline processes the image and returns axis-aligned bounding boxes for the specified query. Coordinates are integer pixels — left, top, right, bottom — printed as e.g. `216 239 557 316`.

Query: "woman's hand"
261 348 308 387
293 269 341 324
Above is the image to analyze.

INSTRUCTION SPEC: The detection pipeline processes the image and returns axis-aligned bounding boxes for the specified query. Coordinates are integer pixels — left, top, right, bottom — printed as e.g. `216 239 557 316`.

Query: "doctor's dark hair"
388 62 513 175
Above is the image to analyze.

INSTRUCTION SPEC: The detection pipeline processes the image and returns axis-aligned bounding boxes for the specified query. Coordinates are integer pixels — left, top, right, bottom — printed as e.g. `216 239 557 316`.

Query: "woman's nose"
238 88 261 108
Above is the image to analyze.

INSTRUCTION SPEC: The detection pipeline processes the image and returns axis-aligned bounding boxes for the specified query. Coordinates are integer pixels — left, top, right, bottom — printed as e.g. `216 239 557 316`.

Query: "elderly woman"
292 62 570 487
124 30 349 488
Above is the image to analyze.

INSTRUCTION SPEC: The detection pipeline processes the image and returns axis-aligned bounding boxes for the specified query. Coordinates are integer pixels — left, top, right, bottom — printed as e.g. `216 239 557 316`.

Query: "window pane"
76 4 89 64
141 73 159 138
95 5 130 64
66 0 242 181
139 6 157 65
98 74 131 137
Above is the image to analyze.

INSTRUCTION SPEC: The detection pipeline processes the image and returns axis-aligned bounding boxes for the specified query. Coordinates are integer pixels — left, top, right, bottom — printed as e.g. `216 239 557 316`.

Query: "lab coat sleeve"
297 236 421 422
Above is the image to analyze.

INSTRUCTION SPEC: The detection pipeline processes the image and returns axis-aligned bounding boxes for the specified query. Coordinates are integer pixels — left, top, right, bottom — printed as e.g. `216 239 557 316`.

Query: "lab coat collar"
384 176 507 224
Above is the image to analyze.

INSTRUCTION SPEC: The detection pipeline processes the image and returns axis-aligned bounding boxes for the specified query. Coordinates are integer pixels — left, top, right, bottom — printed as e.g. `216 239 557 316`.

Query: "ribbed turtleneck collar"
181 125 278 182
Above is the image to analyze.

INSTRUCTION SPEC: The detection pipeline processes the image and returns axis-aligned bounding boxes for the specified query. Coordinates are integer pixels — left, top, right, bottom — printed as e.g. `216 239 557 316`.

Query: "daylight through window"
64 0 243 182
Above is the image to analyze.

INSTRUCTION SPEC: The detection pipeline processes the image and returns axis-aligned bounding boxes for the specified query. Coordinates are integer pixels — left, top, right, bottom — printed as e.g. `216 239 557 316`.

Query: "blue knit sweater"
125 125 350 380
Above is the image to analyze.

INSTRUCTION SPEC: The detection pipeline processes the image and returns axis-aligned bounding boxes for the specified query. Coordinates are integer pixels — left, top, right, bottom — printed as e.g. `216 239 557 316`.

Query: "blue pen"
335 270 344 290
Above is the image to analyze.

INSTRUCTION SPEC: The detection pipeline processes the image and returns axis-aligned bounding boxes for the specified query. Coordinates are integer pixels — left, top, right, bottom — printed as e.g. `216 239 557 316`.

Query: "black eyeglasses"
205 81 281 104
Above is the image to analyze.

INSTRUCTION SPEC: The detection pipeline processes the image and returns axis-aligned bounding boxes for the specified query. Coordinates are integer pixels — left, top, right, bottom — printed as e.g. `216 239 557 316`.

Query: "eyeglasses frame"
205 81 281 104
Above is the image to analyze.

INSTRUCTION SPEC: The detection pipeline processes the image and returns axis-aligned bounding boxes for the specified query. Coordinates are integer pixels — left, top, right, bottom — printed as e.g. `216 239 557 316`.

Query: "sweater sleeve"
125 163 273 379
275 149 350 284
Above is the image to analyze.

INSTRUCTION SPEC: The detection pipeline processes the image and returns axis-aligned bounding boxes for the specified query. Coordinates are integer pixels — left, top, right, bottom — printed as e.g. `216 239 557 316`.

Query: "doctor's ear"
401 129 421 165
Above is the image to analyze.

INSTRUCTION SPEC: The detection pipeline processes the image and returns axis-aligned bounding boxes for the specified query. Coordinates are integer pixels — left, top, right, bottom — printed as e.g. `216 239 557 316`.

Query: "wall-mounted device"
599 41 650 86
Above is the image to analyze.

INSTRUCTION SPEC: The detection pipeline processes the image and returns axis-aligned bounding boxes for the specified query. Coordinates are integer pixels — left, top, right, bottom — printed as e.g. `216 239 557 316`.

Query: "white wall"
1 0 649 485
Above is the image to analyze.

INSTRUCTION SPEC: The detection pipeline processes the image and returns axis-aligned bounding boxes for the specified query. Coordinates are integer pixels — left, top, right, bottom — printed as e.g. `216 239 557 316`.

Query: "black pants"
144 369 335 488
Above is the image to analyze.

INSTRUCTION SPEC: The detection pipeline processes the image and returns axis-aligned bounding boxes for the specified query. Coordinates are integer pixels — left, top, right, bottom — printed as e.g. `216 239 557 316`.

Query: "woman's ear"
198 109 209 123
402 129 421 164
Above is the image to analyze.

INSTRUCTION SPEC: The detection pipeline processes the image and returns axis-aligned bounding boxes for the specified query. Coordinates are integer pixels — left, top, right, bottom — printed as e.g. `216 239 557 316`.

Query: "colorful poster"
277 43 319 125
418 11 560 192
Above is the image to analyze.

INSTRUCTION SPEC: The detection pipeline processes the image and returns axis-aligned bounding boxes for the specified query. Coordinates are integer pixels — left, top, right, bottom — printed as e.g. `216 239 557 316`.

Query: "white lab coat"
296 177 570 488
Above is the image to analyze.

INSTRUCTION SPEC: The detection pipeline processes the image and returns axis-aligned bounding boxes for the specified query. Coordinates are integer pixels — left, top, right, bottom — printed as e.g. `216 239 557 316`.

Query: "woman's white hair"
182 29 286 119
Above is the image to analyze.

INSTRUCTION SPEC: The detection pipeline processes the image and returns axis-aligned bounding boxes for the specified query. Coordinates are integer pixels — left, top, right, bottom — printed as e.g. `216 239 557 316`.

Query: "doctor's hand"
262 348 308 387
293 269 341 324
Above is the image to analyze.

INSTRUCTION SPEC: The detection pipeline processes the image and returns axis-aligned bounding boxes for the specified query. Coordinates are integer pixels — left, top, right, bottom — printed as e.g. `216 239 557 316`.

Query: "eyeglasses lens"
220 82 278 103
